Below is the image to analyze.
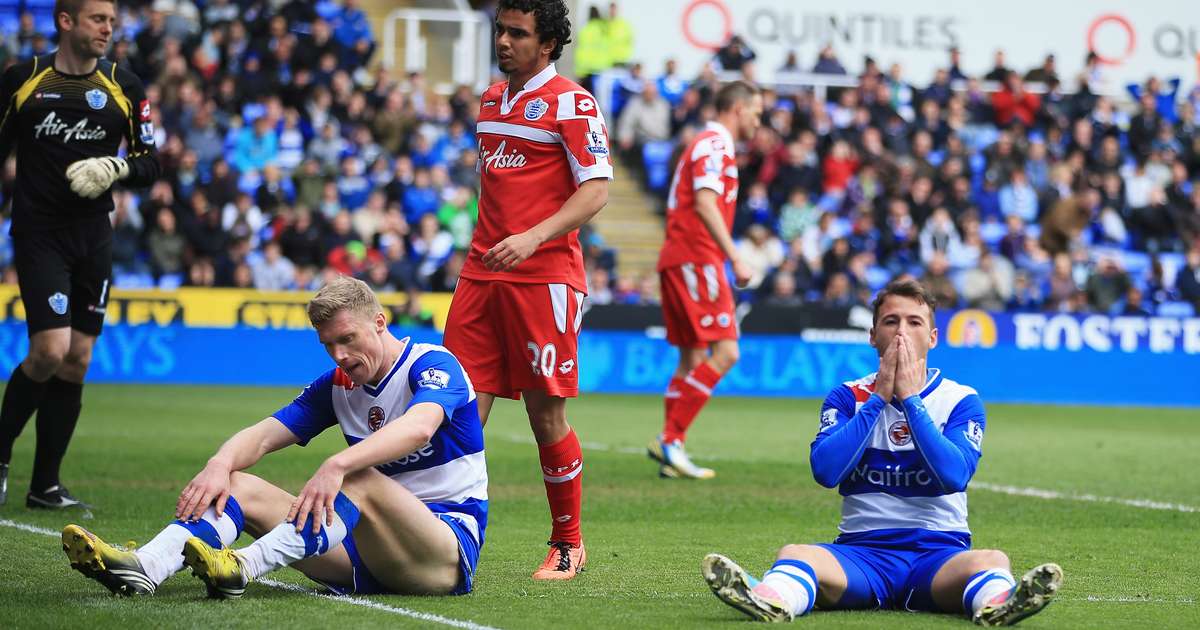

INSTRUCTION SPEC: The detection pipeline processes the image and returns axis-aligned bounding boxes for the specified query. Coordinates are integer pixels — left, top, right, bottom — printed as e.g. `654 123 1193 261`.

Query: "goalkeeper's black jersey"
0 53 160 233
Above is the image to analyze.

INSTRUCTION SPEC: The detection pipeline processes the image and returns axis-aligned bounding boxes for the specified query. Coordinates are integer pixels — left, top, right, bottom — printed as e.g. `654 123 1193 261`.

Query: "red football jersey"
658 121 738 271
463 64 613 293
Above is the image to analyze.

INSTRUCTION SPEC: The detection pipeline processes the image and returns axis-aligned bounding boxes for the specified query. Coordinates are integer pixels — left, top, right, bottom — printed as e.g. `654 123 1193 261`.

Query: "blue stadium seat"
1120 251 1151 277
641 140 673 193
865 265 891 290
1157 301 1195 318
158 273 184 291
979 218 1006 247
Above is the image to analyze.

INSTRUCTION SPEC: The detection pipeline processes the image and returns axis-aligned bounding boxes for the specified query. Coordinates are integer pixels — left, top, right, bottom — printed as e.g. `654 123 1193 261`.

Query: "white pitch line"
967 482 1198 514
1070 595 1190 604
499 435 1200 514
0 519 501 630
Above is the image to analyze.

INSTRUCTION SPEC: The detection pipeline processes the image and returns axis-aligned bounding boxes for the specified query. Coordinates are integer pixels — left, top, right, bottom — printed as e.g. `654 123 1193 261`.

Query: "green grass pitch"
0 385 1196 629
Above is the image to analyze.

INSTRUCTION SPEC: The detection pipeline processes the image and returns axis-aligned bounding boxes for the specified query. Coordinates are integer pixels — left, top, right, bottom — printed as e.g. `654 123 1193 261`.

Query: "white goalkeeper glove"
66 156 129 199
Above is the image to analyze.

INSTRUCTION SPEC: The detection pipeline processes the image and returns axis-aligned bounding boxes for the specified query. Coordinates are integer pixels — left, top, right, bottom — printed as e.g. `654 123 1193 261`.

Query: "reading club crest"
524 98 548 120
85 89 107 110
367 406 385 431
888 420 912 446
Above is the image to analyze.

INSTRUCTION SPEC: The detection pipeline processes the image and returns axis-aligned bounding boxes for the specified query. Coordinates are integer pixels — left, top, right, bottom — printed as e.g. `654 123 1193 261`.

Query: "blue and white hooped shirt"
273 340 489 546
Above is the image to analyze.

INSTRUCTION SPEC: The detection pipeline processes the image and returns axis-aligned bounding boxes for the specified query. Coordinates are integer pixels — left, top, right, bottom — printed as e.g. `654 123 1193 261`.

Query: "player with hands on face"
701 280 1063 626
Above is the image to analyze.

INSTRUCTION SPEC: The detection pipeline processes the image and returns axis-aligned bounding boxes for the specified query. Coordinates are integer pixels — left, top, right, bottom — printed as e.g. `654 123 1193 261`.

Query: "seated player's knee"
228 471 269 501
777 543 823 562
973 549 1010 572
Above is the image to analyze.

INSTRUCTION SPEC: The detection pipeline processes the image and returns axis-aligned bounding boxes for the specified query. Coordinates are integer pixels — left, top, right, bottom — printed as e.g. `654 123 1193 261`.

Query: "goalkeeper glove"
66 156 129 199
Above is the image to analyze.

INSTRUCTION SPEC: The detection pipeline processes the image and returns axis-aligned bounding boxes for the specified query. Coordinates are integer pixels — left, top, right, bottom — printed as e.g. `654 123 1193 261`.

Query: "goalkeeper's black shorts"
13 212 112 337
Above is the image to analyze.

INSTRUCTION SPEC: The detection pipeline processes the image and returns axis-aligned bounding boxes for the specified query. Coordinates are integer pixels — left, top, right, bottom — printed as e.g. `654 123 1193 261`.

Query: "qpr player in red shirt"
443 0 610 580
647 81 762 480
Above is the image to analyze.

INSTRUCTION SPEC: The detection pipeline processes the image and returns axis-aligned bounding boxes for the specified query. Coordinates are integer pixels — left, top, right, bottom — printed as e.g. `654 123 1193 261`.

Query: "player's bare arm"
289 402 445 534
176 418 298 521
693 188 752 286
482 177 608 272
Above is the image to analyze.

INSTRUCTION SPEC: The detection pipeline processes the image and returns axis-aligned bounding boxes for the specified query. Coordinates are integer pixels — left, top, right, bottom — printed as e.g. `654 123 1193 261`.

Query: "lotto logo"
139 99 151 121
574 94 596 115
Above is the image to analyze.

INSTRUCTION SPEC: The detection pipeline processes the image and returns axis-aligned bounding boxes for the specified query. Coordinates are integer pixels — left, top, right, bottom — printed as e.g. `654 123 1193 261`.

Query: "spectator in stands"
605 1 635 68
251 241 297 291
764 272 804 307
714 35 756 73
821 272 856 307
812 44 846 75
1006 271 1043 312
1178 248 1200 309
1128 91 1162 158
148 207 187 282
1085 255 1132 312
232 114 279 174
991 72 1040 127
1023 54 1057 84
617 80 671 165
574 6 609 89
655 58 687 107
734 223 786 291
777 188 820 242
983 49 1010 82
919 207 963 265
962 250 1014 311
921 252 958 307
945 46 967 81
1127 76 1182 124
999 169 1039 224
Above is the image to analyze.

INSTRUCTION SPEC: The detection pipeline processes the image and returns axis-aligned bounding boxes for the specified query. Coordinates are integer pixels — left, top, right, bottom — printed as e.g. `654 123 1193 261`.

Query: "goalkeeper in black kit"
0 0 159 509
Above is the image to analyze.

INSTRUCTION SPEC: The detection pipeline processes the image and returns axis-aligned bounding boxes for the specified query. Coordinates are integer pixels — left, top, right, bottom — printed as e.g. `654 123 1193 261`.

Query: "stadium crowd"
605 37 1200 316
0 1 1198 320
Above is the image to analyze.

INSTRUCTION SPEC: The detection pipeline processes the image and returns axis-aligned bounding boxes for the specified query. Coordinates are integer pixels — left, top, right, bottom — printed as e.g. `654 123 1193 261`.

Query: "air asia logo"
478 139 527 172
34 112 107 142
524 97 548 120
367 405 385 431
888 420 912 446
35 92 61 100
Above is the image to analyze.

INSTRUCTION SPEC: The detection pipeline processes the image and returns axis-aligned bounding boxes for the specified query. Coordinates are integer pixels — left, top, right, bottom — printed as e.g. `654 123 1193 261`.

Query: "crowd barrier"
0 302 1194 406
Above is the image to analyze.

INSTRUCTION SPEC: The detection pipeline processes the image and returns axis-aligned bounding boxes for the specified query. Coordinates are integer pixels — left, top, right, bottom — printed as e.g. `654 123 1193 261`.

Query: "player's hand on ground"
895 335 925 400
482 231 539 271
176 459 233 521
731 257 754 288
874 336 899 402
289 458 347 534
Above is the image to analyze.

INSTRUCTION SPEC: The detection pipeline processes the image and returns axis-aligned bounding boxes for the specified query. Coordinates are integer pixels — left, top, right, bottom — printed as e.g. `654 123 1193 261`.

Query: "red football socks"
538 428 583 545
663 362 722 443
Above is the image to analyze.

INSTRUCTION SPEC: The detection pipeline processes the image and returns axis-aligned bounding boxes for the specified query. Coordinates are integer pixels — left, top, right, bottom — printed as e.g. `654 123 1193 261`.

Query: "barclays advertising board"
0 314 1194 407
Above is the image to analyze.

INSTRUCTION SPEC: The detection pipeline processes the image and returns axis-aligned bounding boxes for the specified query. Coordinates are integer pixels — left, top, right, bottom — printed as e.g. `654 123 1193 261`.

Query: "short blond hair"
306 276 382 327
